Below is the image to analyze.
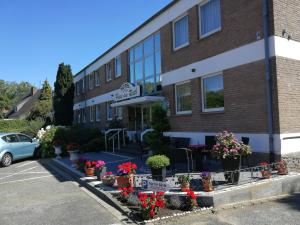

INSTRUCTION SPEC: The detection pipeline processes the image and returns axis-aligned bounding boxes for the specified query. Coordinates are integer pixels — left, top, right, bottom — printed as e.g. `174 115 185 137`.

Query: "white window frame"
115 55 122 78
96 104 101 121
172 13 189 51
106 102 113 121
201 72 224 113
115 107 123 120
198 0 222 39
95 70 100 87
175 80 192 115
106 63 112 82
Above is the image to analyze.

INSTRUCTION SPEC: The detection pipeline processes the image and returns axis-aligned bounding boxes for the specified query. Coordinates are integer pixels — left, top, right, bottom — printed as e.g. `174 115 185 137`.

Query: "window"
90 106 95 122
18 134 32 143
173 14 189 50
95 71 100 86
115 56 122 78
202 74 224 112
3 134 19 143
89 74 94 90
199 0 221 38
175 81 192 114
106 63 112 82
76 82 81 95
77 110 81 123
129 32 161 95
115 107 123 120
96 105 101 121
106 102 113 120
82 108 86 123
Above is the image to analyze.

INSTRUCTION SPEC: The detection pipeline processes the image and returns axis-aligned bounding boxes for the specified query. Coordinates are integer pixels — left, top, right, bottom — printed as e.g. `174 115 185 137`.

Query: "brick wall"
162 60 268 133
161 0 264 74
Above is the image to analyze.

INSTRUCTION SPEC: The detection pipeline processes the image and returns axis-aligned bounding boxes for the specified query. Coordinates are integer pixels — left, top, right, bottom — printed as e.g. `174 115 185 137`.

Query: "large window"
173 14 189 50
175 81 192 114
106 102 113 121
76 82 80 95
106 63 112 82
90 106 95 122
129 32 161 95
82 108 86 123
115 55 122 78
95 71 100 87
80 79 85 94
202 74 224 112
96 105 101 121
89 74 94 90
115 107 123 120
199 0 221 38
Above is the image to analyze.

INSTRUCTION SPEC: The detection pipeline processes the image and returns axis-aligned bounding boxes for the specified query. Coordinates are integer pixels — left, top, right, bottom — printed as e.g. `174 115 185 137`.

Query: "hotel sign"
112 82 140 102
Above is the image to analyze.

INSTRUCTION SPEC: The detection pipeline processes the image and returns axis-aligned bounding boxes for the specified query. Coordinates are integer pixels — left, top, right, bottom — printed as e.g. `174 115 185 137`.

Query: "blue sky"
0 0 172 87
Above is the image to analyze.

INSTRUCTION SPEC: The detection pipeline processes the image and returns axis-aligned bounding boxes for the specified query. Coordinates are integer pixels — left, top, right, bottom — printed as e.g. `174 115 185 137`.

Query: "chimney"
31 87 37 96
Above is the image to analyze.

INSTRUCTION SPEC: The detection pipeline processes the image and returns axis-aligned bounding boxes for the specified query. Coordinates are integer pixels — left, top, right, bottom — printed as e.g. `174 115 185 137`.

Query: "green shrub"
146 155 170 169
39 127 57 158
0 119 30 133
21 118 45 138
80 138 105 153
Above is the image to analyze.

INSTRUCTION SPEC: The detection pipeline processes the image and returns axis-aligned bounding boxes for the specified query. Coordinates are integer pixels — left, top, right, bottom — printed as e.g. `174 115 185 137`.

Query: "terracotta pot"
202 178 214 192
181 182 190 192
117 175 134 188
102 177 115 186
261 171 272 179
85 167 95 177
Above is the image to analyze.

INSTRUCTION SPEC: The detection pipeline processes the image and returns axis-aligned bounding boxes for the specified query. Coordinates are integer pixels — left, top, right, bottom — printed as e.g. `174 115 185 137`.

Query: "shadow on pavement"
275 193 300 211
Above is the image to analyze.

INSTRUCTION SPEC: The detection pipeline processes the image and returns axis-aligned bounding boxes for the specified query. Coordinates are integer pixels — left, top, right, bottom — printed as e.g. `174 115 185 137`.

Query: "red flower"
127 187 134 193
150 194 156 199
151 204 155 209
85 161 91 167
149 210 155 218
157 192 165 196
122 192 128 198
141 202 147 208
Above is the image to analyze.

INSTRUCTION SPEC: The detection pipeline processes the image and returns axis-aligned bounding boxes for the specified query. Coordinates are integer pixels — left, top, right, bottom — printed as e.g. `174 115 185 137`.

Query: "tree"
28 80 52 122
53 63 74 125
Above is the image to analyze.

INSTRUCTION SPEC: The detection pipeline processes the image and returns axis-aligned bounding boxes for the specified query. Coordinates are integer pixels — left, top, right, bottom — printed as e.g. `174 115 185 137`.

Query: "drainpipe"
263 0 274 162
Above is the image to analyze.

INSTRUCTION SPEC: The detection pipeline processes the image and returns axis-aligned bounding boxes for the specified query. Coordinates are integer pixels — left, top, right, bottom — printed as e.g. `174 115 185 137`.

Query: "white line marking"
0 175 53 185
0 166 38 180
16 161 36 168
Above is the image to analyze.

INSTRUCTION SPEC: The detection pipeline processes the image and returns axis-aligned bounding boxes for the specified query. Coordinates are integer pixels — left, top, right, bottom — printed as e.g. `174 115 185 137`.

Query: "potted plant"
260 162 272 179
85 160 97 176
52 139 64 159
138 192 165 220
94 160 106 180
182 189 198 211
212 131 251 184
201 171 214 192
177 175 190 192
146 155 170 181
116 162 137 188
101 172 116 186
66 143 80 167
277 160 288 175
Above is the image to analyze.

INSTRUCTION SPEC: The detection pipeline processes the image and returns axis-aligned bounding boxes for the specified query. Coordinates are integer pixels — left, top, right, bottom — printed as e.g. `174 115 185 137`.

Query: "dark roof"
74 0 178 77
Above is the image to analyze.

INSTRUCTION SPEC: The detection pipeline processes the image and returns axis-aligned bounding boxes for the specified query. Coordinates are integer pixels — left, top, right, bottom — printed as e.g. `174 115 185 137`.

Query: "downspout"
263 0 274 161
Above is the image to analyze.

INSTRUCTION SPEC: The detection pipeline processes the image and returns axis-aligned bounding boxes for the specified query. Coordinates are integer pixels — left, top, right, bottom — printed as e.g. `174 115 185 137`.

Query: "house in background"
72 0 300 162
6 87 41 119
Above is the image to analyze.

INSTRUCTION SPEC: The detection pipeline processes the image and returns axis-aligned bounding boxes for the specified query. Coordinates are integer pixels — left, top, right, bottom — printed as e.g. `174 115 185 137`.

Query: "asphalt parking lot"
0 159 127 225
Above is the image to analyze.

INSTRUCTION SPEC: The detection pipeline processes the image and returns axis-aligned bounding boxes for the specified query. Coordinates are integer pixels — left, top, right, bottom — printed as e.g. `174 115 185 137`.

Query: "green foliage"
39 80 52 101
0 119 30 133
21 118 45 138
53 63 74 126
150 104 170 133
205 90 224 109
39 127 57 158
108 119 123 129
80 138 105 153
146 155 170 169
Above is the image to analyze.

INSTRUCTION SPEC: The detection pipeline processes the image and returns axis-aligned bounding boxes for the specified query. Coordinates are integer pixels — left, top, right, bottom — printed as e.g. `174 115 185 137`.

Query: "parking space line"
16 161 36 168
0 166 38 180
0 175 53 185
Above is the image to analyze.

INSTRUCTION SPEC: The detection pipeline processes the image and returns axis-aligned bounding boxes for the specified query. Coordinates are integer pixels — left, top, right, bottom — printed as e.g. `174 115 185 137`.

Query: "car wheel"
1 153 12 167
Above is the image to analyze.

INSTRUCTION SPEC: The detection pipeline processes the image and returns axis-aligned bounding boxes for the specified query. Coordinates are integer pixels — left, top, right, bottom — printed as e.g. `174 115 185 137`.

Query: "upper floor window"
129 32 161 95
202 73 224 112
106 63 112 82
173 14 189 50
76 82 80 95
199 0 221 38
95 70 100 87
115 55 122 78
89 74 94 90
96 104 101 121
81 79 85 93
175 81 192 114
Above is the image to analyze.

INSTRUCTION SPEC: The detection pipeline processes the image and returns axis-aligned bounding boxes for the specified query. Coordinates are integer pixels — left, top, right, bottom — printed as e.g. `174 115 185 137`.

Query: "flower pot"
261 171 272 179
54 146 62 159
102 177 115 186
69 150 79 167
117 175 134 188
222 157 241 184
202 177 214 192
181 182 190 192
85 167 95 176
277 166 288 175
151 167 166 182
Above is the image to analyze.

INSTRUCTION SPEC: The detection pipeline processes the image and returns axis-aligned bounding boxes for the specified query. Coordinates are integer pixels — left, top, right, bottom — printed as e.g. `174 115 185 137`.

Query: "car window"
4 134 19 143
18 134 32 143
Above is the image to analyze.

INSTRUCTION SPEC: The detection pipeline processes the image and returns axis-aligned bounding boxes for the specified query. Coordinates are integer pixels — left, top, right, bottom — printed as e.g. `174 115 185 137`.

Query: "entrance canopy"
110 96 165 107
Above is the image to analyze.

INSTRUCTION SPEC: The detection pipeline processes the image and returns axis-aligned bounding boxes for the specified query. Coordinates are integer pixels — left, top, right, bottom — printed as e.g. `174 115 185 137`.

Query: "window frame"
82 108 86 123
115 107 123 120
95 70 100 87
172 13 189 51
96 104 101 122
201 72 225 113
106 102 113 121
17 134 32 143
198 0 222 39
175 80 192 115
115 55 122 78
105 63 112 82
89 73 94 90
90 106 95 122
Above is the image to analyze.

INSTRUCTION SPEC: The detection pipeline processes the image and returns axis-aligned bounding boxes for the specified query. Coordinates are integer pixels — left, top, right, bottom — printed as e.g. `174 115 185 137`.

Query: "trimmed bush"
80 138 105 153
146 155 170 169
0 119 44 137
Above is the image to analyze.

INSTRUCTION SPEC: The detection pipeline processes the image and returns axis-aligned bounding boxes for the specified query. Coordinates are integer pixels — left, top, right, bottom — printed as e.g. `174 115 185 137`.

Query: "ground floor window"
175 81 192 114
202 73 224 112
115 106 123 120
96 105 101 121
77 110 81 123
82 108 86 123
90 106 95 122
107 102 113 121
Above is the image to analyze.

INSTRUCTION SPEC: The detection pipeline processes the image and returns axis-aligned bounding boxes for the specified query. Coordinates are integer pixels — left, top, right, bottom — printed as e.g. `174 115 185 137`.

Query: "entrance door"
127 106 152 131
